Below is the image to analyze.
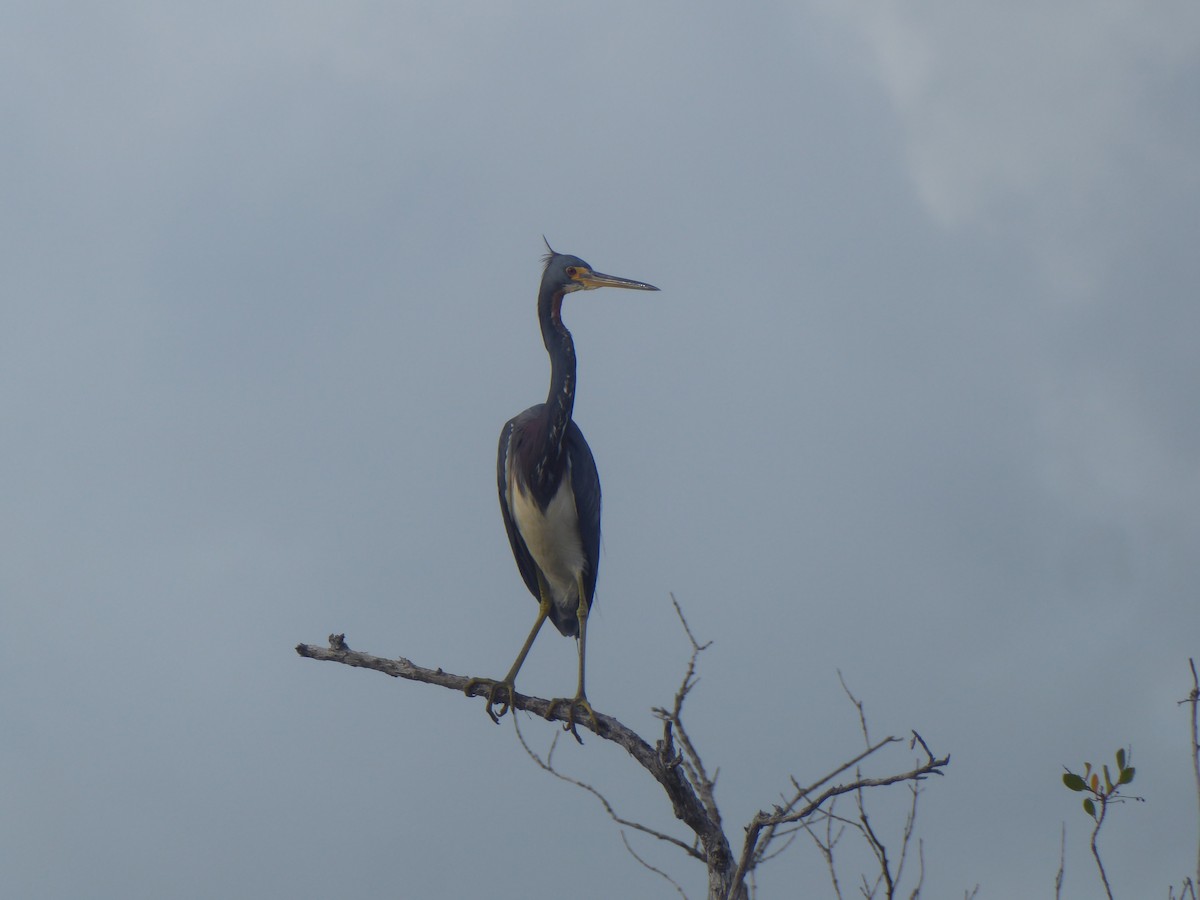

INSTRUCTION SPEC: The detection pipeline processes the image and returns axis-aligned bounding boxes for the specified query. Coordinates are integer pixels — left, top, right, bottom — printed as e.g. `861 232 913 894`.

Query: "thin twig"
654 595 721 830
789 739 902 801
856 785 894 898
670 592 709 656
748 685 932 888
892 783 921 894
753 829 798 865
801 800 846 900
839 669 871 745
1185 658 1200 889
728 745 949 900
1054 822 1065 900
513 714 704 861
1089 795 1114 900
907 839 924 900
620 830 691 900
755 736 899 870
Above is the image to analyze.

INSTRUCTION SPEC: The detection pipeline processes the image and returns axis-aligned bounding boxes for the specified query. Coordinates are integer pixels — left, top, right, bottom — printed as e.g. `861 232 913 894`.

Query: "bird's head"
541 238 659 295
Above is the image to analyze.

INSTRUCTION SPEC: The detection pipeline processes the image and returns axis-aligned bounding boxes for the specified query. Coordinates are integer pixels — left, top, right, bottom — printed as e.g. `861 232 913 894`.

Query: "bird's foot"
544 694 600 744
464 677 516 724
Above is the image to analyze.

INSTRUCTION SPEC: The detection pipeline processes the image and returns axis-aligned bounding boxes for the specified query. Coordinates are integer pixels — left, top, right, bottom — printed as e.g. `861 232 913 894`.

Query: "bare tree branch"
852 781 922 898
802 801 847 900
653 595 722 833
752 691 930 896
753 828 797 865
893 784 921 893
856 788 893 898
1055 822 1066 900
840 669 871 745
298 612 949 900
908 839 925 900
620 831 692 900
728 740 949 899
753 735 899 870
513 715 703 860
296 632 742 898
1184 657 1200 890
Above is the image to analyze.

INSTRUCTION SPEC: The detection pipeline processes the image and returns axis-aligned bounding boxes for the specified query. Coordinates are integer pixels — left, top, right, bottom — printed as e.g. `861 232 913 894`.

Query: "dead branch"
1055 822 1066 900
296 632 740 897
839 668 871 745
513 716 702 860
728 737 949 899
755 726 910 878
653 595 721 832
802 801 847 900
298 615 948 900
1185 658 1200 890
620 831 692 900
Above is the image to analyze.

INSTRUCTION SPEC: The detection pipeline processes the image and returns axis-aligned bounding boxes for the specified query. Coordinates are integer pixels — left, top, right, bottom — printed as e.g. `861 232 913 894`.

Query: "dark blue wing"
564 419 601 608
497 408 601 637
498 410 543 603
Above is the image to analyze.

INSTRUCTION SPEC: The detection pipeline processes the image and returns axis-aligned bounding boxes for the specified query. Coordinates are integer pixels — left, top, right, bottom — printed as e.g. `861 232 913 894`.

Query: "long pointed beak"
576 269 660 292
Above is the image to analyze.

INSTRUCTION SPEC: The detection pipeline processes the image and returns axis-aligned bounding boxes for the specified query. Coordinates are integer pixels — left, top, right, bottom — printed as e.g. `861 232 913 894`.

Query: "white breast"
507 465 586 614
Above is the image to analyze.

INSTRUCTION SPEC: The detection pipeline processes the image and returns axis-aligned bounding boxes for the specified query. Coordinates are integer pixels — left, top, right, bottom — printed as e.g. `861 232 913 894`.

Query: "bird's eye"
565 267 578 278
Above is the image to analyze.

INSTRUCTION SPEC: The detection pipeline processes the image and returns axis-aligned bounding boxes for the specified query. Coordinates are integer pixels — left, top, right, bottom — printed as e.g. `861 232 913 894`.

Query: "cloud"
817 0 1200 231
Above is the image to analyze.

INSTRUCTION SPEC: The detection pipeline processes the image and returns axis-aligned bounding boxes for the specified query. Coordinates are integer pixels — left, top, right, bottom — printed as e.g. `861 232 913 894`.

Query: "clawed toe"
544 695 599 743
465 677 516 723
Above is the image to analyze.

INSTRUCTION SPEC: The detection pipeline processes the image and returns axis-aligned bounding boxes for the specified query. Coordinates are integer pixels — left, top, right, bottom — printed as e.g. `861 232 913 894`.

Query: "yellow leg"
465 573 553 723
544 574 599 742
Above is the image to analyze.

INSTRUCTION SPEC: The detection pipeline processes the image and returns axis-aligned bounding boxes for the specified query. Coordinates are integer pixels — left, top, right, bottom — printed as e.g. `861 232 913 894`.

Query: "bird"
466 240 658 738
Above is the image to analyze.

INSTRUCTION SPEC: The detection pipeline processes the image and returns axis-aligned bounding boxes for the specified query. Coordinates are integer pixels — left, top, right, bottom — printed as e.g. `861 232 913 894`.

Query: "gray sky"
3 3 1198 898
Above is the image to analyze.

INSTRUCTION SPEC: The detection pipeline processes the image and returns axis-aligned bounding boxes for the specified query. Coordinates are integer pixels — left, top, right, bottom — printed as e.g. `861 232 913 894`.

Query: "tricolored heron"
467 241 658 737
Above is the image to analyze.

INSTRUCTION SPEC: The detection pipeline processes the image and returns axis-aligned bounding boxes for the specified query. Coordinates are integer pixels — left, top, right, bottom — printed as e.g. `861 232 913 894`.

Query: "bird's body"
499 411 599 637
467 242 658 738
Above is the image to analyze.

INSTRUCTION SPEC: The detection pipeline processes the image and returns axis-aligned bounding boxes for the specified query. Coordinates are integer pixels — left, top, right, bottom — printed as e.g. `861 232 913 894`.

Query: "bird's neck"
538 286 577 460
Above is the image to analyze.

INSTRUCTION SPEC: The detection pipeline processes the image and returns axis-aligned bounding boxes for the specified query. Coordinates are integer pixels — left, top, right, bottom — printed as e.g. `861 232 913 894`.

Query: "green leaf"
1103 765 1113 791
1119 766 1135 785
1063 772 1086 791
1090 773 1100 792
1116 748 1126 770
1083 798 1096 817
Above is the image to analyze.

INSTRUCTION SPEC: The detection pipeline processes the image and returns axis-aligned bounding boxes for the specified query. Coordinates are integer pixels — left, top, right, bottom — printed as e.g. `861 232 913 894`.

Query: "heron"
467 241 658 737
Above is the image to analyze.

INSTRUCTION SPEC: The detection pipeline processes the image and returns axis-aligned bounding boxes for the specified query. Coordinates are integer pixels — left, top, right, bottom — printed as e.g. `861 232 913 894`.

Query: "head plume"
541 235 558 269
